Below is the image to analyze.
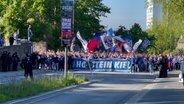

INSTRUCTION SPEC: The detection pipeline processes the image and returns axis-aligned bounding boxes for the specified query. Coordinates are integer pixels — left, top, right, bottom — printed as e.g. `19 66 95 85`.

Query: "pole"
88 58 93 77
64 47 68 78
87 54 94 79
72 0 75 32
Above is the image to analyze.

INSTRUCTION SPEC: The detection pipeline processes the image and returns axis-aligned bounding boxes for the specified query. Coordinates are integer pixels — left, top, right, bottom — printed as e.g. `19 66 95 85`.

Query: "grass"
0 75 87 103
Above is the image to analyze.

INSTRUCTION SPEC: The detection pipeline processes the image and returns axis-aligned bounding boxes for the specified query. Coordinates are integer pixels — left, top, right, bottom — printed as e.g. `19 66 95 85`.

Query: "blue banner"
72 58 131 72
72 58 88 70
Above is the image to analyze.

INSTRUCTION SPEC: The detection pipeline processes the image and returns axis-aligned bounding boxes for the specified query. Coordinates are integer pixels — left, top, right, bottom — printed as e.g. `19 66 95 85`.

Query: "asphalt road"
7 72 156 104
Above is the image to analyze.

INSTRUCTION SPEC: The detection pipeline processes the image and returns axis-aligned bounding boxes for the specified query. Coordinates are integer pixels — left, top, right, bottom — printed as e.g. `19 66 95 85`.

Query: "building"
146 0 162 29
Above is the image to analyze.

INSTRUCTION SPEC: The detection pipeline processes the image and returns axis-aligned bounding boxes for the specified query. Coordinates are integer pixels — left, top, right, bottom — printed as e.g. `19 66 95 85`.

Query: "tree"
129 23 149 44
115 25 128 36
74 0 110 39
0 0 110 49
147 0 184 53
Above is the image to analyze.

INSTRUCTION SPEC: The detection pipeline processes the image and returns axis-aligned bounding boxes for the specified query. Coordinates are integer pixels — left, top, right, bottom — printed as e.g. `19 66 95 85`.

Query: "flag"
93 32 103 40
76 31 88 52
87 32 102 52
122 35 133 48
70 37 76 52
113 36 122 41
116 42 126 52
140 38 151 51
100 34 113 49
107 28 115 37
113 36 132 53
132 39 143 53
123 43 132 53
87 39 100 52
107 28 115 46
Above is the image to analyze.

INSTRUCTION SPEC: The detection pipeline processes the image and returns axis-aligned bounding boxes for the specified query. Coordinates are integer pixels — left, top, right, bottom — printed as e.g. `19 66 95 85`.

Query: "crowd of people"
0 49 183 78
0 51 20 72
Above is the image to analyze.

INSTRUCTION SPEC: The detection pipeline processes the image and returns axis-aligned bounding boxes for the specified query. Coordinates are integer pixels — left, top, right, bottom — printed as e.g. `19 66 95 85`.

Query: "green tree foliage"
147 0 184 53
74 0 110 39
129 23 149 44
0 0 110 49
115 23 150 43
115 25 128 36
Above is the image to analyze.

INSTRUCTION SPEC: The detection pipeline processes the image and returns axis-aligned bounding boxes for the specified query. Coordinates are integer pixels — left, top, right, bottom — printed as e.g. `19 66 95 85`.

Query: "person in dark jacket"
20 54 33 79
7 52 12 71
9 36 14 46
12 52 20 71
1 51 8 72
158 55 168 78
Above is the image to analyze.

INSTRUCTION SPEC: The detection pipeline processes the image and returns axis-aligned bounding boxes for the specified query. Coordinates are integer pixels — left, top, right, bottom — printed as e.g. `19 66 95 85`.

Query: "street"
6 72 156 104
4 71 184 104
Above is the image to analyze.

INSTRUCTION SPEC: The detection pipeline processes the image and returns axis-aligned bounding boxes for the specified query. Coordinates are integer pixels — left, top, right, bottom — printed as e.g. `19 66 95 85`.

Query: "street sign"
61 32 73 46
62 18 72 30
61 0 74 46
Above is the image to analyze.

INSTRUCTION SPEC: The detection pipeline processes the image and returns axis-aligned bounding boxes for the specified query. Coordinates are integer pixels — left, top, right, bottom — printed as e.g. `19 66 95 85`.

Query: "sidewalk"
0 69 62 84
0 70 155 85
126 70 184 104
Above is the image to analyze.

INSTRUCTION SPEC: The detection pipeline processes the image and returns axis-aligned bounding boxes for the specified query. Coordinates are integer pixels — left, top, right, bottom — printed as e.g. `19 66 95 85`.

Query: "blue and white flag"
132 39 142 53
122 35 133 48
140 38 151 51
107 28 115 46
100 34 113 49
107 28 115 37
76 31 88 51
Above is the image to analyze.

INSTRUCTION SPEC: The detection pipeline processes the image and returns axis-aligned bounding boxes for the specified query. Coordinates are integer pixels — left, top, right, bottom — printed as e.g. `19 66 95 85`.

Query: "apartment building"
146 0 162 29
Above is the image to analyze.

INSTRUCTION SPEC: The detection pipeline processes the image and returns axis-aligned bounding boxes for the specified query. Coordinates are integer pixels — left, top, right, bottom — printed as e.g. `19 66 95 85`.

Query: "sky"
100 0 146 30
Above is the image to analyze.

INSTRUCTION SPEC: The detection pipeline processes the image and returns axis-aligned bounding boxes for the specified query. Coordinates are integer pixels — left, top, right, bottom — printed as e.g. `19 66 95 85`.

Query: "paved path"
0 69 62 84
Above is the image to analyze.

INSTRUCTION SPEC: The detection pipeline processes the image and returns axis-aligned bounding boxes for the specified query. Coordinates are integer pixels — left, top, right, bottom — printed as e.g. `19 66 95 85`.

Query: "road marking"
125 79 159 104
